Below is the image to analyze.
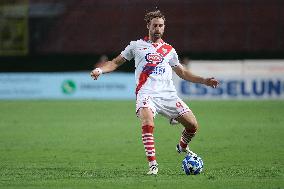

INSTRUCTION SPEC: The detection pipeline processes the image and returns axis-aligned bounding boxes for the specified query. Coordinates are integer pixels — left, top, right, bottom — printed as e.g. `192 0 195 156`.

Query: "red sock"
142 125 156 163
179 127 197 149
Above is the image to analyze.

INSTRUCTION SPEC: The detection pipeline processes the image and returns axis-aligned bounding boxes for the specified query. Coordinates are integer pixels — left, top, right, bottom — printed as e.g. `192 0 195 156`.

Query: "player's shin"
179 127 197 150
141 125 157 167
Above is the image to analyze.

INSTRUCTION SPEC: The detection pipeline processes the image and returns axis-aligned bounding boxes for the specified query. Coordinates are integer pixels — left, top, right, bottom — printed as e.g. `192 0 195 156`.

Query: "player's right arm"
90 55 126 80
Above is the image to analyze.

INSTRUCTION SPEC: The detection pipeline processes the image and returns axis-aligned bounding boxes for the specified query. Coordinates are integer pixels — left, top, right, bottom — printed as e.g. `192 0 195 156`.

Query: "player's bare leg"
175 111 198 156
139 107 158 175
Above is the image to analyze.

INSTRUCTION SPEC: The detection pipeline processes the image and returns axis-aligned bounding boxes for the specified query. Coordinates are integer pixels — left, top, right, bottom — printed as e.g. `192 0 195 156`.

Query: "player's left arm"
173 64 219 88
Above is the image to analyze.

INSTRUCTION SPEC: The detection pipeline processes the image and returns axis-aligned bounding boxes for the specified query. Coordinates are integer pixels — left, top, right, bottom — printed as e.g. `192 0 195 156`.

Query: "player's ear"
147 23 150 29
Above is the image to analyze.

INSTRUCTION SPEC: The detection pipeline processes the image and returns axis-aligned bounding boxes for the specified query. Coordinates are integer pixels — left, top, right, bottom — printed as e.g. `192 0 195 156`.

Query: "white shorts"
136 94 191 119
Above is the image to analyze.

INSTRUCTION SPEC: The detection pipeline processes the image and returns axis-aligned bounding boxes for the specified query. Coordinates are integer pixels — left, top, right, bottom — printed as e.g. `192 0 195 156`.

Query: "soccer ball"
182 154 204 175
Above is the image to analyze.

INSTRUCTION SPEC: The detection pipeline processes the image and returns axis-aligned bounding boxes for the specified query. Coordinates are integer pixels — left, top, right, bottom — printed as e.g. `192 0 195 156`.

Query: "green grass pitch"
0 100 283 189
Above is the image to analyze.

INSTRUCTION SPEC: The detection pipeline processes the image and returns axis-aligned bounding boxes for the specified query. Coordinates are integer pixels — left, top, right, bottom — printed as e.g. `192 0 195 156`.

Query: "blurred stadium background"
0 0 284 99
0 0 283 188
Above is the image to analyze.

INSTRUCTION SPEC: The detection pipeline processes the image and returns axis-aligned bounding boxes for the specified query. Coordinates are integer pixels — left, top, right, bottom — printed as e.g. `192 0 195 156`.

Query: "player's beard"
151 32 163 41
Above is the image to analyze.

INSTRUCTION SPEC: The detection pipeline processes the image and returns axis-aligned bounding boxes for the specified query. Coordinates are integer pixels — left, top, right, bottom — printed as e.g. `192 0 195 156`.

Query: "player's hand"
90 68 103 80
204 77 219 88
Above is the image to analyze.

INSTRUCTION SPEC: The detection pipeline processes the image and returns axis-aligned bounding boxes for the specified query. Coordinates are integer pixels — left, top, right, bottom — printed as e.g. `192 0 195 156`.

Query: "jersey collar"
143 36 164 46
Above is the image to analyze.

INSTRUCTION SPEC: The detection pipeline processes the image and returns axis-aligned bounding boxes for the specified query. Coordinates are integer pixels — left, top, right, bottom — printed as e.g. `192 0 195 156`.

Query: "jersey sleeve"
169 49 181 67
121 41 135 61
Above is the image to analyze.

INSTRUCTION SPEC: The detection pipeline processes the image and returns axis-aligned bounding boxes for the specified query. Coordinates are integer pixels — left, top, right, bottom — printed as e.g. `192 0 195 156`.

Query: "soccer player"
90 10 219 175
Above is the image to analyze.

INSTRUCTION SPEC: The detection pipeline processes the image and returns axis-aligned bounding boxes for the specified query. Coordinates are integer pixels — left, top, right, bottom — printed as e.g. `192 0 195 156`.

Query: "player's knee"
142 118 154 126
139 107 154 126
185 121 198 133
193 122 199 132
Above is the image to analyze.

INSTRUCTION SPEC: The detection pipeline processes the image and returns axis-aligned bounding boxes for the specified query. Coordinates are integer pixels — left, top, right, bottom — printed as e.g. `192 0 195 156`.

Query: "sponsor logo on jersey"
145 53 164 64
152 66 166 75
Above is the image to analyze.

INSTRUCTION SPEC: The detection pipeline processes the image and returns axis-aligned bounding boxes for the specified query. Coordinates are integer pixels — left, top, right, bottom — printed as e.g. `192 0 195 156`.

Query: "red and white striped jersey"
121 37 181 96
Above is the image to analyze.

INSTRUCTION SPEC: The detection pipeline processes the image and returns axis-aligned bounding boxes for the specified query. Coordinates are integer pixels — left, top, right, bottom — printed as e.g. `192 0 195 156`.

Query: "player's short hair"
144 10 166 24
